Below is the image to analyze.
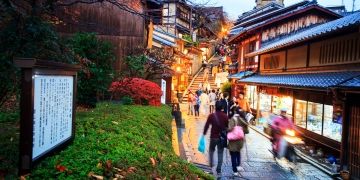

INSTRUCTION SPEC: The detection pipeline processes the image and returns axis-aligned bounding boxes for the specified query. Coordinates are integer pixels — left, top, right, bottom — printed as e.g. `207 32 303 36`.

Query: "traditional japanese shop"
236 72 359 172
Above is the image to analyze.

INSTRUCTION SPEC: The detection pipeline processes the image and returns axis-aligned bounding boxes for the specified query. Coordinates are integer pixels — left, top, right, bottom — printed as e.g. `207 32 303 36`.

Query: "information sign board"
15 59 80 175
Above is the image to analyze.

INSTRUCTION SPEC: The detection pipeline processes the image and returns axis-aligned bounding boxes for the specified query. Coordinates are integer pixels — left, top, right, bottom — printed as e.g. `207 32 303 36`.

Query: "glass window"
294 99 307 128
259 93 271 112
272 96 293 115
246 86 257 109
323 105 342 141
307 102 323 134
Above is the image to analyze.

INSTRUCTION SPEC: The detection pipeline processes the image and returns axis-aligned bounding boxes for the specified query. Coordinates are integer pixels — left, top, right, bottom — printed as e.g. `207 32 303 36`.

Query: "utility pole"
353 0 356 12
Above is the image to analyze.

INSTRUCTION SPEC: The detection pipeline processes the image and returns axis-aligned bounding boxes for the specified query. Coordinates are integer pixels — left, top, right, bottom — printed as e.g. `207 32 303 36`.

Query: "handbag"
227 126 244 141
214 113 227 148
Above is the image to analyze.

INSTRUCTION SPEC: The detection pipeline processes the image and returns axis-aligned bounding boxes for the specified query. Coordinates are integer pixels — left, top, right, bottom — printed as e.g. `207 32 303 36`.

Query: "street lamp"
176 66 181 72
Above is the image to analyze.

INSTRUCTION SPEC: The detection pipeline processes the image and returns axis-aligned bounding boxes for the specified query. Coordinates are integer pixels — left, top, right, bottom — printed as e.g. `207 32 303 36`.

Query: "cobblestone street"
172 104 332 179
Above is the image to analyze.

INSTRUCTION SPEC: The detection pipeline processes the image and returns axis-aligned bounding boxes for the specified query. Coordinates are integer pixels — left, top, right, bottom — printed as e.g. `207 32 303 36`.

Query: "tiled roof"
153 34 176 47
238 72 360 88
228 71 254 79
234 2 283 25
247 12 360 56
340 76 360 87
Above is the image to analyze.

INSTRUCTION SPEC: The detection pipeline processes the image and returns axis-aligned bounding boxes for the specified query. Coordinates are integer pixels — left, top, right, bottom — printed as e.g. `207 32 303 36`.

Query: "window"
264 55 279 69
246 86 257 109
259 93 271 111
272 95 293 115
323 105 342 141
307 102 323 134
294 99 307 128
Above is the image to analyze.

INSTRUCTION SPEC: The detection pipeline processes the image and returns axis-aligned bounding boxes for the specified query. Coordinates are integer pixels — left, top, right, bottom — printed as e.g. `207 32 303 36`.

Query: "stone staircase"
182 69 218 103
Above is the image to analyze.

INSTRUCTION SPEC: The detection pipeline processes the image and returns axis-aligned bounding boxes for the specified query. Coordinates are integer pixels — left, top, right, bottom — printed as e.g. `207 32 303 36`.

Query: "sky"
202 0 360 20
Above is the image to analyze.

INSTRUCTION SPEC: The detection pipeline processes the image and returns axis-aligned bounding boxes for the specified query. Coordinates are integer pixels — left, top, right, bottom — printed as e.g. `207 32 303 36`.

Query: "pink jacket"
272 115 295 134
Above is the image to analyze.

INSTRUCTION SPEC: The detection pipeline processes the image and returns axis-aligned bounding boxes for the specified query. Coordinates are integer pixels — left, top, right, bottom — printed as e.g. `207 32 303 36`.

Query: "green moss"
22 103 212 179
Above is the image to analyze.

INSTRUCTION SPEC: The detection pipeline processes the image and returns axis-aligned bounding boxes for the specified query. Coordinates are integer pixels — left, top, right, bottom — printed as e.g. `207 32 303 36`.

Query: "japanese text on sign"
32 75 73 160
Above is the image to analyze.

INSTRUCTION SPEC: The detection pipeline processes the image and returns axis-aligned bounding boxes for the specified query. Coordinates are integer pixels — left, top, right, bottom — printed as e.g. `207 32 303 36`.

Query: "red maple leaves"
109 78 162 106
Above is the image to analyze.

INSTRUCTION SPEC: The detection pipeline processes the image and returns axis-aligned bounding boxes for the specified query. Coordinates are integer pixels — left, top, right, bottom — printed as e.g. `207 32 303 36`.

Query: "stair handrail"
181 54 216 102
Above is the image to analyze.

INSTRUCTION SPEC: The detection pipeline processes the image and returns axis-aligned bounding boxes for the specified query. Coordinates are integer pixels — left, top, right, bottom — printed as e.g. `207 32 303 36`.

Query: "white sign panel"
32 75 73 160
161 79 166 104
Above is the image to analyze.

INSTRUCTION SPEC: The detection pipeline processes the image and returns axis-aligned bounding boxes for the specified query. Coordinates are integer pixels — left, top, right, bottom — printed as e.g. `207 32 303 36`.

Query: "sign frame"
15 58 80 175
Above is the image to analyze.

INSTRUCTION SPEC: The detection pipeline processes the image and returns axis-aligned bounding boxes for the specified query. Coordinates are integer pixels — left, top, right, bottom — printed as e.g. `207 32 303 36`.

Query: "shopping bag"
198 135 206 153
227 126 244 141
245 113 254 122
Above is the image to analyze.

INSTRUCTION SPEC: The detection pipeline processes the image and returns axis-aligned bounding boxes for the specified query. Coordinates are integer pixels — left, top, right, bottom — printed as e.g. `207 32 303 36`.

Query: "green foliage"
183 34 193 42
183 34 199 47
0 111 19 123
124 55 147 78
121 96 134 105
221 81 232 93
21 103 212 179
68 33 115 108
0 16 74 108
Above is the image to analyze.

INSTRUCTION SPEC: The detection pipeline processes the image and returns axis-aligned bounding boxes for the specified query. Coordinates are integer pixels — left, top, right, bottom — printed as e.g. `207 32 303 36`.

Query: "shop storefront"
240 83 343 171
236 72 360 172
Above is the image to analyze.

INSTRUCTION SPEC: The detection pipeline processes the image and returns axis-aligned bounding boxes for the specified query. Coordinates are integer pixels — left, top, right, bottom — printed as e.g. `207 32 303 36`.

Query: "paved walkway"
173 103 332 179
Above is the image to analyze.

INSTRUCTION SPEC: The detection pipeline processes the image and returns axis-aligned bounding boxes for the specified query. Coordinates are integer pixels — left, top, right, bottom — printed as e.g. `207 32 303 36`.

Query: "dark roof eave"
236 81 332 92
247 24 359 57
229 5 342 44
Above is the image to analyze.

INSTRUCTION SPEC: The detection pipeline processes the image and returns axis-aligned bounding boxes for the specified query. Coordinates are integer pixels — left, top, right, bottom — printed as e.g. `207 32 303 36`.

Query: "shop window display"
272 95 293 115
307 102 323 134
295 99 307 128
259 93 272 112
323 105 342 141
246 86 257 109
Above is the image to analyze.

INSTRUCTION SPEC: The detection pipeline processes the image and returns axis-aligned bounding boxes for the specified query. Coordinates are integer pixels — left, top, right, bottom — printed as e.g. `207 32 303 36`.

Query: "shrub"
221 81 232 93
121 96 134 105
109 78 162 106
68 33 115 108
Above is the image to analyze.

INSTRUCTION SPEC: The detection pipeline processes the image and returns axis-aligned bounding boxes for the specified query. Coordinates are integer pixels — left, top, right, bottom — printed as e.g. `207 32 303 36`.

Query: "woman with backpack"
227 109 249 176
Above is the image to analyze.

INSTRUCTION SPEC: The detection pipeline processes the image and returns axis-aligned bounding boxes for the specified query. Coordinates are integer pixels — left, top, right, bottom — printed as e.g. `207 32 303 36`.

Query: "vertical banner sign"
161 79 166 104
15 59 80 175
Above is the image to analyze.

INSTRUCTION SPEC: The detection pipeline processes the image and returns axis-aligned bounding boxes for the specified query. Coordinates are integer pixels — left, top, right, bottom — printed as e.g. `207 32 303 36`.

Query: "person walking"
237 92 251 113
209 90 217 114
203 101 229 175
220 92 230 116
187 91 195 115
229 96 239 118
194 94 200 117
203 67 209 82
200 92 209 116
228 110 249 176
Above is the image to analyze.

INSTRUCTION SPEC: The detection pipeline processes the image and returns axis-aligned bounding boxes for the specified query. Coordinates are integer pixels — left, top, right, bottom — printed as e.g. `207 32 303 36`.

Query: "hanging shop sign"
15 58 80 175
161 79 166 104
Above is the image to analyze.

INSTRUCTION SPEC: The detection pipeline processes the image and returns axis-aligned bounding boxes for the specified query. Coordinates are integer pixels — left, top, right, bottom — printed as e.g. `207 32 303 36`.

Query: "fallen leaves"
150 157 156 167
55 165 67 172
88 172 104 180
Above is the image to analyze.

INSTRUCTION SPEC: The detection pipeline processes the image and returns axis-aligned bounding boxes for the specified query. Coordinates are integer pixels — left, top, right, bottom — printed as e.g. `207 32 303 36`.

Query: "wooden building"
54 0 148 72
228 0 340 97
237 12 360 179
161 0 191 36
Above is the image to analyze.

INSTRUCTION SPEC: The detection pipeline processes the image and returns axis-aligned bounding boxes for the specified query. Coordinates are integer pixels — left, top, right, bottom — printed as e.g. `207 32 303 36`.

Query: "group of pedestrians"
200 91 297 177
202 92 251 176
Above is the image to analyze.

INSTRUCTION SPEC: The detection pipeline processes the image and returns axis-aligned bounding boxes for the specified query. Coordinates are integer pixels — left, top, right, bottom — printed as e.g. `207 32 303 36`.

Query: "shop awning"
238 71 360 89
228 71 254 79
